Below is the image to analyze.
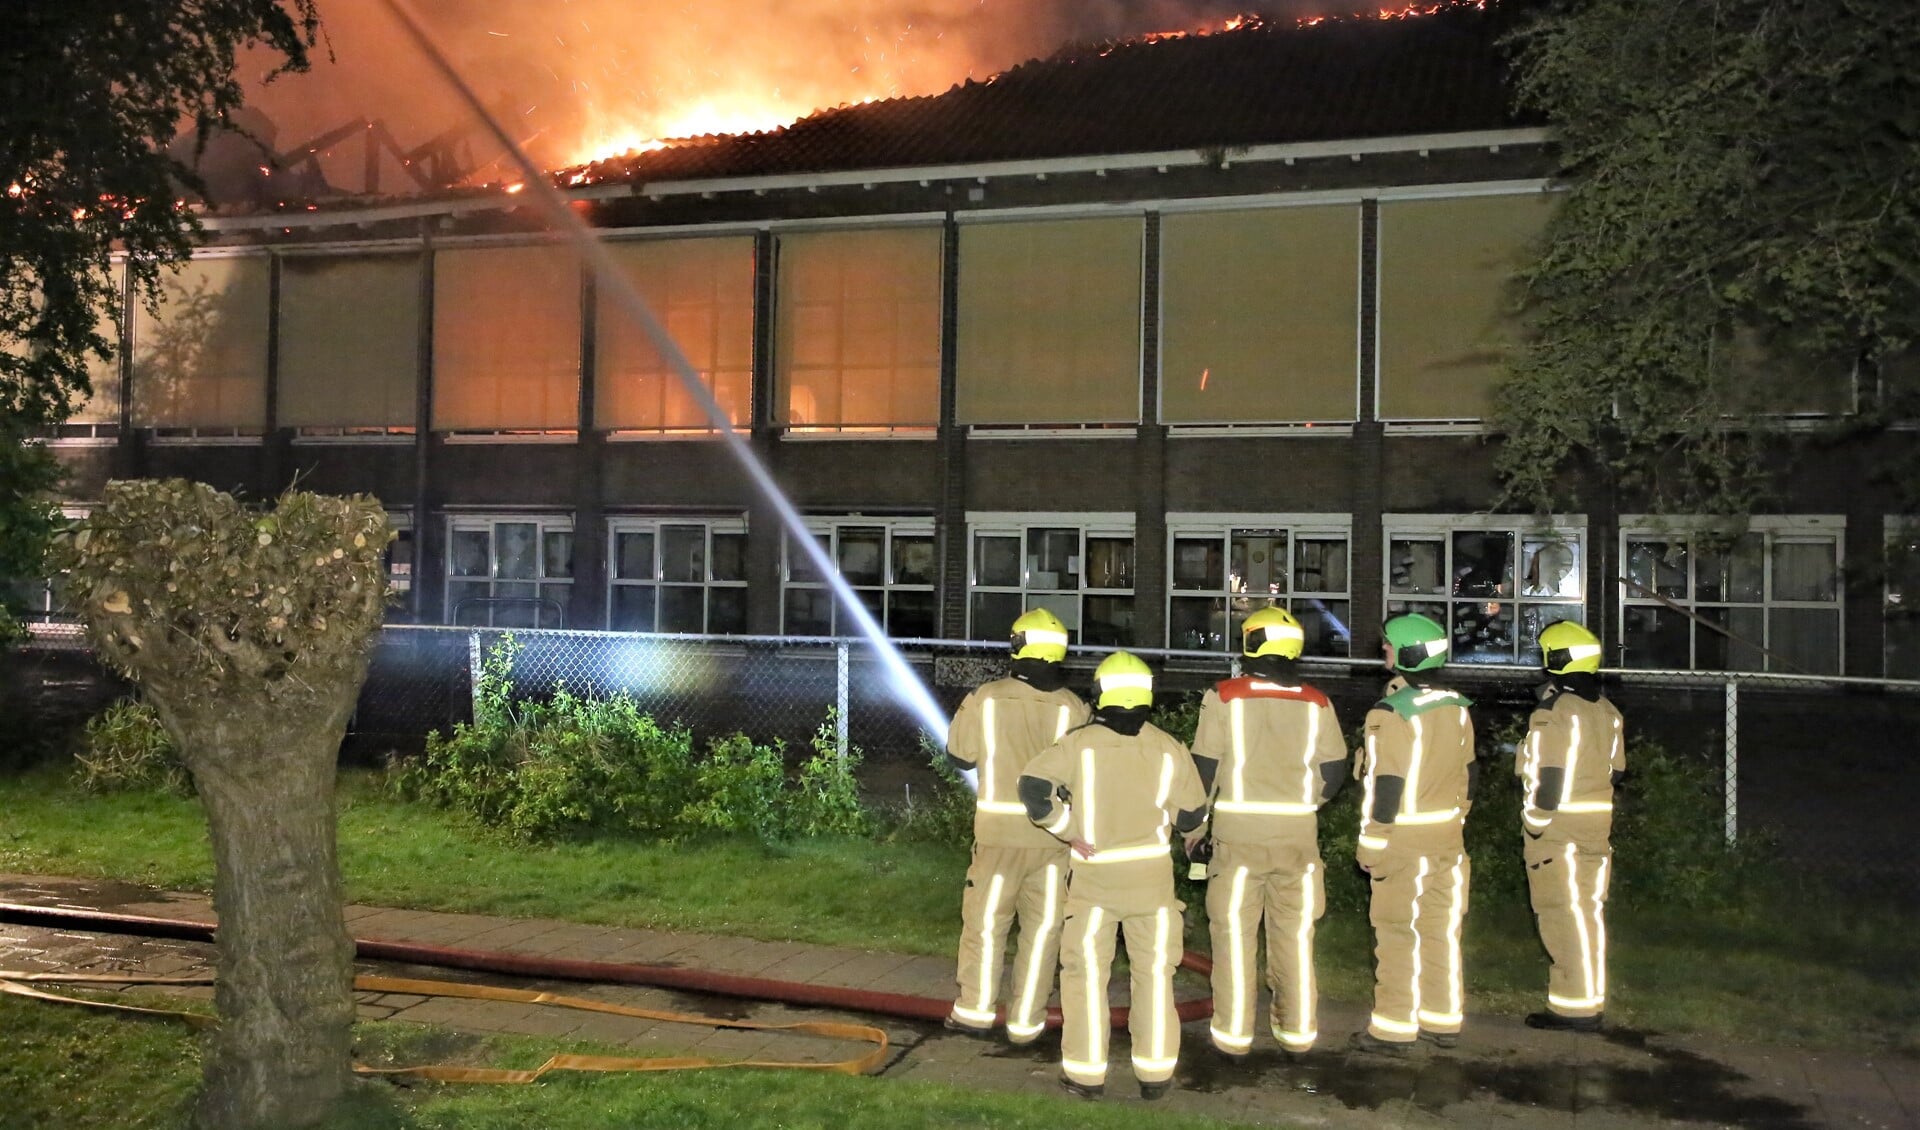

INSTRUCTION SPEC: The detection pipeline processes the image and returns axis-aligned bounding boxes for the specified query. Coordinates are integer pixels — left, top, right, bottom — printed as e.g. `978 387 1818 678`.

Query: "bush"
880 737 976 846
392 635 873 845
75 699 191 796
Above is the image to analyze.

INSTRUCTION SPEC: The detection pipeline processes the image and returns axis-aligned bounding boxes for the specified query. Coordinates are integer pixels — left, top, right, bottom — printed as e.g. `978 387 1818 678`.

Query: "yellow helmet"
1539 620 1602 675
1010 607 1069 663
1241 605 1305 660
1094 651 1154 710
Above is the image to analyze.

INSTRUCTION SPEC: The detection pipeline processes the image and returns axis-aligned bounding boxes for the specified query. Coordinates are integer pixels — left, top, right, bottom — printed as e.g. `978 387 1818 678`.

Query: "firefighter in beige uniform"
1188 607 1348 1058
944 608 1091 1043
1019 652 1208 1100
1518 620 1625 1033
1353 613 1477 1053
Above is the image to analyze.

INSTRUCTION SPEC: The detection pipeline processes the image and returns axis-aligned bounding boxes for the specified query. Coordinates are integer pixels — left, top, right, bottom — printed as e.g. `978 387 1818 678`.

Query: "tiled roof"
568 3 1535 186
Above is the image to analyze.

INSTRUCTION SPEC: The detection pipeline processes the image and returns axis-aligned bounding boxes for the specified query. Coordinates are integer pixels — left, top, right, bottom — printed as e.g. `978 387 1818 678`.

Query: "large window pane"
785 588 833 635
432 245 580 430
1295 538 1348 594
1389 538 1446 596
711 533 748 583
1451 601 1515 663
659 587 704 632
1172 537 1223 591
542 531 574 579
956 217 1142 425
1771 541 1837 602
451 530 490 578
888 591 938 638
1698 607 1766 671
1770 607 1839 674
776 228 941 429
615 532 655 581
1296 598 1352 656
1451 531 1514 598
131 257 270 429
1171 596 1225 651
1086 537 1133 590
975 536 1021 587
970 592 1024 641
837 527 886 586
1231 531 1287 598
893 535 936 586
660 526 705 584
1622 606 1689 668
496 523 538 580
1027 529 1080 590
1377 194 1555 420
1522 536 1581 599
709 588 747 634
1696 534 1764 603
788 532 830 583
1160 206 1359 423
278 254 420 428
1083 596 1133 647
1626 541 1686 601
612 585 657 631
598 237 753 430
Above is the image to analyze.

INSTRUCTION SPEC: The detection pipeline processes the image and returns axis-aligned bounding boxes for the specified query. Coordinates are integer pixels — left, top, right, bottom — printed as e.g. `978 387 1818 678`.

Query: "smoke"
242 0 1341 184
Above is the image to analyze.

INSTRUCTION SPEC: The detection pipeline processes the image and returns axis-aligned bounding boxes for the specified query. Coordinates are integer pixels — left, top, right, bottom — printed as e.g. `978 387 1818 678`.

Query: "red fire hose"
0 901 1215 1028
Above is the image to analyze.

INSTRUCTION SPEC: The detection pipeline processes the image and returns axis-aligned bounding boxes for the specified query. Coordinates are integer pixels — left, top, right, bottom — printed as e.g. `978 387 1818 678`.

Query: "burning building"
37 2 1912 676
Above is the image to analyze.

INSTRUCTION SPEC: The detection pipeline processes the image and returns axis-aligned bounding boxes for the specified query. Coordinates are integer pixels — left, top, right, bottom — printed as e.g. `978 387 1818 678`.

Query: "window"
967 514 1134 645
384 513 414 622
20 264 124 441
955 217 1143 427
6 507 89 632
1385 515 1586 664
1376 193 1556 423
783 518 936 637
1159 206 1359 425
279 253 421 435
1887 519 1920 679
776 227 942 434
1621 517 1844 674
131 256 270 435
1166 516 1352 655
598 236 754 435
431 244 581 434
445 516 573 628
607 518 748 634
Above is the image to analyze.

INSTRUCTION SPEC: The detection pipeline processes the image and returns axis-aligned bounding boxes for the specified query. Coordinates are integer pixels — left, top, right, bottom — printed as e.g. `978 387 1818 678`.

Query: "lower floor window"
608 517 748 634
1385 516 1586 664
446 516 573 628
784 518 937 638
967 516 1135 645
1888 519 1920 679
1167 516 1351 655
1620 517 1843 674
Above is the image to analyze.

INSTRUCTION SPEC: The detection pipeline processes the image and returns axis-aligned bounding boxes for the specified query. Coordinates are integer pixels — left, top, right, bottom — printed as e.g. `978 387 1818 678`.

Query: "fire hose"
0 901 1216 1079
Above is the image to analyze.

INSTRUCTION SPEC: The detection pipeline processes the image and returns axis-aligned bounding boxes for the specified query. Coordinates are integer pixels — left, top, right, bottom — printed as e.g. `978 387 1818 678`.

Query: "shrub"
74 699 190 796
880 736 977 846
787 712 871 839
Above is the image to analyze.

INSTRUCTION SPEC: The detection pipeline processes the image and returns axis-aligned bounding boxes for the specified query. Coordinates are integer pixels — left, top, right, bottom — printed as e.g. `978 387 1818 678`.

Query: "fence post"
468 631 483 721
1723 678 1739 846
836 642 850 762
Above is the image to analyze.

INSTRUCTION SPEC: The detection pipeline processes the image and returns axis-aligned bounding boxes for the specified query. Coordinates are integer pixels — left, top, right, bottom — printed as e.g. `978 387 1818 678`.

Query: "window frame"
605 515 750 635
781 517 937 638
1382 513 1589 665
965 511 1137 646
1885 517 1920 679
443 513 575 629
1164 513 1354 655
1618 515 1846 674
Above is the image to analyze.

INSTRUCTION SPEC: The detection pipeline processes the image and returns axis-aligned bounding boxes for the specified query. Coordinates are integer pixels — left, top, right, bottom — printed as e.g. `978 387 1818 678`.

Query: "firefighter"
1188 606 1347 1059
1518 620 1624 1033
1018 652 1208 1100
1352 613 1477 1055
943 607 1091 1044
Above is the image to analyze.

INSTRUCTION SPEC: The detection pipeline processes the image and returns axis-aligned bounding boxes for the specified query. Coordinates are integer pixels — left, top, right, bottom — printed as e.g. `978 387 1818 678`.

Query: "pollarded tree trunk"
165 694 360 1130
56 481 393 1130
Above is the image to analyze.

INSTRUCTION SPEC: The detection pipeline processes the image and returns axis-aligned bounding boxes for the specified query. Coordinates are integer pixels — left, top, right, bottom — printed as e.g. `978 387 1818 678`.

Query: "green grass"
2 766 1916 1056
0 995 1252 1130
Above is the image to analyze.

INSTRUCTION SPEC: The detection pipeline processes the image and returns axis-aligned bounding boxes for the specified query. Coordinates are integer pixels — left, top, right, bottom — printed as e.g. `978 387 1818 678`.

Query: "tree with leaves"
1494 0 1920 515
0 1 319 637
56 480 390 1130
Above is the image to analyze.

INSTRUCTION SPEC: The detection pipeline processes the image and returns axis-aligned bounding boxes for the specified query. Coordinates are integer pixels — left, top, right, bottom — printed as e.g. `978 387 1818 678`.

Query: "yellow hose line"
0 969 891 1080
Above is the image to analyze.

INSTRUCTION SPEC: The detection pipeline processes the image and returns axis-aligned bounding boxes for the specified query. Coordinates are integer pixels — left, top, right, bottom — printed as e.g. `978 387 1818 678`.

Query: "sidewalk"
1 873 1911 1129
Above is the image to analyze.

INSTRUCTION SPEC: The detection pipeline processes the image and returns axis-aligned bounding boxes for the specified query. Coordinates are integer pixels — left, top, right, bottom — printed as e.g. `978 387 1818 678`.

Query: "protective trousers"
1366 850 1470 1043
1525 832 1611 1018
950 844 1067 1041
1057 859 1184 1087
1206 840 1324 1054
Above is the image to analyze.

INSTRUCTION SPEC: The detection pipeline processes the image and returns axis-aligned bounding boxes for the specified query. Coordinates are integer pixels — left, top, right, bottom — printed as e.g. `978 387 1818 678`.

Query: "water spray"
377 0 953 753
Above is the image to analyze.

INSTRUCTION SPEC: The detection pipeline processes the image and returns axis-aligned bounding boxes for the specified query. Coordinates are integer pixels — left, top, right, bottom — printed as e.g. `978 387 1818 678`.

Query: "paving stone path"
1 874 1911 1129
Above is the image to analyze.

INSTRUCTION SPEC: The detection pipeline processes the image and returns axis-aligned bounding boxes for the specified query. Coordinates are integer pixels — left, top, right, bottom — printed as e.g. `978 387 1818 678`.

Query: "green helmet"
1539 619 1602 675
1383 613 1449 673
1094 651 1154 710
1010 607 1069 662
1242 605 1305 660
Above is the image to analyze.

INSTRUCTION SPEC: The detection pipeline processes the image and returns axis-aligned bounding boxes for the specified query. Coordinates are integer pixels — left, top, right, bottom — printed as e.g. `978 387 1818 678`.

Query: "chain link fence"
15 622 1919 901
